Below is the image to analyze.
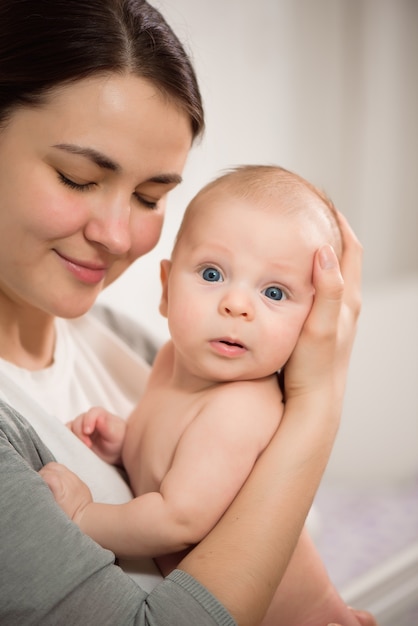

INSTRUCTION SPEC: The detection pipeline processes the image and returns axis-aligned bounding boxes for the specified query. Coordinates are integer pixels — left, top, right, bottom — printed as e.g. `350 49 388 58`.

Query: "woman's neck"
0 296 56 370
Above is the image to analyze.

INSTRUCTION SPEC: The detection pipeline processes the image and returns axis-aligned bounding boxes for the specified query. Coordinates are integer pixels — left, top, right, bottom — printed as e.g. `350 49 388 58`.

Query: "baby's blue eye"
264 286 285 301
201 267 223 282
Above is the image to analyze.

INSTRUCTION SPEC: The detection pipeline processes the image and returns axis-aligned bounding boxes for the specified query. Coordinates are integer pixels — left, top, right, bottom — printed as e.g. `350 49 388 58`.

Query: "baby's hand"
39 462 92 525
67 406 126 465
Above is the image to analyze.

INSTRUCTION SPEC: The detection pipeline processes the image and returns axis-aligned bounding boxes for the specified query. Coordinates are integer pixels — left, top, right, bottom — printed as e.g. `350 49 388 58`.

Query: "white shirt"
0 313 150 423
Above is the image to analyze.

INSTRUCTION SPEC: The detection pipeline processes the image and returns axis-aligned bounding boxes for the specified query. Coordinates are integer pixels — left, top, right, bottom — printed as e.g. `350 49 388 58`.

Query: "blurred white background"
99 0 418 487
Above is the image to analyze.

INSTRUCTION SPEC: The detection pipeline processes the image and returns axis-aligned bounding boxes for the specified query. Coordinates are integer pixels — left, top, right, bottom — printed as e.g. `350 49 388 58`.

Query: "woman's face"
0 74 192 319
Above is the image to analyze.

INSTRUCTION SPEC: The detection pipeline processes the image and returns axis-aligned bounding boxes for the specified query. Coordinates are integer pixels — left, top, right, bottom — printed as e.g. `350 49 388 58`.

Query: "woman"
0 1 375 624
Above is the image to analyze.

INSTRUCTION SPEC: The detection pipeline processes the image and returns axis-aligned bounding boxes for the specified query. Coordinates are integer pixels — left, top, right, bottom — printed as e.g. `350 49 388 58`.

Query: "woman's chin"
48 291 101 319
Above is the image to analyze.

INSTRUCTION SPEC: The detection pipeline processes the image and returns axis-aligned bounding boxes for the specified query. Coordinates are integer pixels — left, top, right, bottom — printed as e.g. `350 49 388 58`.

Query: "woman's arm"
178 220 363 626
0 406 234 626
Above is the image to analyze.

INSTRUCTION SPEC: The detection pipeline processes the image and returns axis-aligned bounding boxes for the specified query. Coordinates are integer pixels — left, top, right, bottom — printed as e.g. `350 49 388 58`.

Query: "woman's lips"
54 250 108 285
210 338 248 357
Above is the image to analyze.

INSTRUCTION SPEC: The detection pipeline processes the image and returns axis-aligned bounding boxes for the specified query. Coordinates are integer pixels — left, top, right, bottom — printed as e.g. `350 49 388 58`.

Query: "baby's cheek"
285 318 307 353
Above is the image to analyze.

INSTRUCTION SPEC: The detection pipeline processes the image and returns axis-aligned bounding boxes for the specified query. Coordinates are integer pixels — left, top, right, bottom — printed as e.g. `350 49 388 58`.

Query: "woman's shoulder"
0 399 55 470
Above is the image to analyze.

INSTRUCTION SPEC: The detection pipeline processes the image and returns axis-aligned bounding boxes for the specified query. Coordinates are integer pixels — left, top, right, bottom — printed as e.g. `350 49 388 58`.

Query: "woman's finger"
337 211 363 319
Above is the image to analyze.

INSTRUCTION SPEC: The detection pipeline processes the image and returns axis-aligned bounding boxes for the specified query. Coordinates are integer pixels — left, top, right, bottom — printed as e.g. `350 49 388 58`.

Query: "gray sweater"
0 399 235 625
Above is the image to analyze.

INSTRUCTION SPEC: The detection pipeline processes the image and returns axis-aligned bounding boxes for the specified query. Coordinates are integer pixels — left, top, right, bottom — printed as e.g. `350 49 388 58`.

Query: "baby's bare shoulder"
206 375 283 430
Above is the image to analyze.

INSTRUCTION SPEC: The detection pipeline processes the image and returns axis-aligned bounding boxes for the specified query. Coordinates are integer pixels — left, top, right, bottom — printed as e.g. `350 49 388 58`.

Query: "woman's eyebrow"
51 143 183 185
149 173 183 185
52 143 121 171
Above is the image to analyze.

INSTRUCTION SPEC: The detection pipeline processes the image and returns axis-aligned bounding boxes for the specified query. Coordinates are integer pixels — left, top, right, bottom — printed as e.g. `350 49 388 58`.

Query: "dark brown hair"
0 0 204 138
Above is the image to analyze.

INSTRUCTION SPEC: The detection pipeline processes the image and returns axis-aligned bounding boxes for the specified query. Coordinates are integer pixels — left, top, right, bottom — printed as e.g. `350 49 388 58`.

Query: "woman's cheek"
130 210 165 260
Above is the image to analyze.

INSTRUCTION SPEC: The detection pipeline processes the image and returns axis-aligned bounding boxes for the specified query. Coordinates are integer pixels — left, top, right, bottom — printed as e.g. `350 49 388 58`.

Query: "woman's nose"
84 197 131 255
219 289 255 320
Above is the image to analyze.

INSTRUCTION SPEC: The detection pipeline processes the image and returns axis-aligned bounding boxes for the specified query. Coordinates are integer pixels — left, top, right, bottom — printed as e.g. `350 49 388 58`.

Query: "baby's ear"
159 259 172 318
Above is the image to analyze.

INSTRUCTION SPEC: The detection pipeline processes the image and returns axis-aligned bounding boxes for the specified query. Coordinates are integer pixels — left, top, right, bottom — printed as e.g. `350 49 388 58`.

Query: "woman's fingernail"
319 244 337 269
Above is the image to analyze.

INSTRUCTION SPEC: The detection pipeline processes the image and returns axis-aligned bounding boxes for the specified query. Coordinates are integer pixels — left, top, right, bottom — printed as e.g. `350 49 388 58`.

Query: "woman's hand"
283 212 362 415
329 608 379 626
347 609 379 625
39 461 93 525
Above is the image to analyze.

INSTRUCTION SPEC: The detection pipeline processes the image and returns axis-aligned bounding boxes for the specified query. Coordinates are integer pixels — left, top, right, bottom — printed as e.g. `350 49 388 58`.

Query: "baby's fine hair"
175 164 343 258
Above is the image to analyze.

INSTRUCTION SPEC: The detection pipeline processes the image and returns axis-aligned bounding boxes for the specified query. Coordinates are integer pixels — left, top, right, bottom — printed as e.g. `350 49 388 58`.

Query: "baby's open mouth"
219 339 244 349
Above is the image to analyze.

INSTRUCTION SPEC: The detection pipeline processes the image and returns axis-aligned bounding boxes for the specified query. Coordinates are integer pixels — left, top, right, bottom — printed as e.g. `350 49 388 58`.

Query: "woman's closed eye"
57 171 95 192
58 172 159 210
132 192 158 210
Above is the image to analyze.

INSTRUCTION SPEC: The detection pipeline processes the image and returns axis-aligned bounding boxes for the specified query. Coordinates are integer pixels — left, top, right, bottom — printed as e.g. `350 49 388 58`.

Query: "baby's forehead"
177 176 341 257
199 181 329 226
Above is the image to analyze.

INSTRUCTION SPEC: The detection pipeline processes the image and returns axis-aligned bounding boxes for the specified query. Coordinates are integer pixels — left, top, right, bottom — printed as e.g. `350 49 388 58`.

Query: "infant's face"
161 192 328 383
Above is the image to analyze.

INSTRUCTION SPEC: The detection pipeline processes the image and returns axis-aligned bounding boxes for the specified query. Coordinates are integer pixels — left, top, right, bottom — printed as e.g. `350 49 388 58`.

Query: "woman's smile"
53 249 109 285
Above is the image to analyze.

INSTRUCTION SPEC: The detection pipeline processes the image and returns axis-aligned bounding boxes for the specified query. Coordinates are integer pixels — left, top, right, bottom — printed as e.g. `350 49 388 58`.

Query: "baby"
45 165 365 626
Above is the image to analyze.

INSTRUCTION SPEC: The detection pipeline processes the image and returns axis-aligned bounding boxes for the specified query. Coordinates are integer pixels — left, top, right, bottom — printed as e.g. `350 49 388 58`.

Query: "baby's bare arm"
154 378 283 542
52 377 282 559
